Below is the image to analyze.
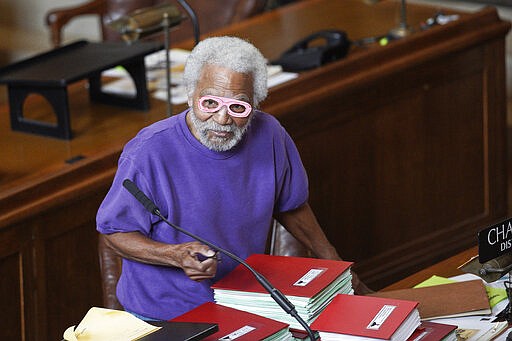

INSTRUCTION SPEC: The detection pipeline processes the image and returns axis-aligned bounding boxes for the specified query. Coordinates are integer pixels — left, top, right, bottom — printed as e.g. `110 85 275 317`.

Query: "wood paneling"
0 150 116 340
38 194 104 341
294 46 492 286
0 246 25 340
258 3 509 289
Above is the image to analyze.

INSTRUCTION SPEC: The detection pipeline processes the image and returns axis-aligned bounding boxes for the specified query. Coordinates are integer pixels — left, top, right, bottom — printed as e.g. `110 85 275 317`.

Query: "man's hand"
171 241 218 281
104 232 218 281
351 271 374 295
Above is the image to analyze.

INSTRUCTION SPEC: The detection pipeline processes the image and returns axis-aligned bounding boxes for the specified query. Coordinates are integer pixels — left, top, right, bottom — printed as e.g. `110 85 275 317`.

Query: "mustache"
201 120 236 132
190 109 238 134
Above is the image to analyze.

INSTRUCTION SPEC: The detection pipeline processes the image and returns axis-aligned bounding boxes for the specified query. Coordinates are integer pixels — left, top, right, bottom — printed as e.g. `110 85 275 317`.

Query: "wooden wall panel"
0 177 108 340
0 224 32 341
37 191 105 341
0 252 24 340
277 41 505 289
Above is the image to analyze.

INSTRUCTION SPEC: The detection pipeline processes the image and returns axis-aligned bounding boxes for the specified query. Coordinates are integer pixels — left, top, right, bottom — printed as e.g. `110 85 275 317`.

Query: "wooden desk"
0 1 509 340
384 246 478 291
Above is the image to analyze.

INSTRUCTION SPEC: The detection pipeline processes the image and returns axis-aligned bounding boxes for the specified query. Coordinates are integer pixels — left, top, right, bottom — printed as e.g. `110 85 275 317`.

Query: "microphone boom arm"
122 179 317 340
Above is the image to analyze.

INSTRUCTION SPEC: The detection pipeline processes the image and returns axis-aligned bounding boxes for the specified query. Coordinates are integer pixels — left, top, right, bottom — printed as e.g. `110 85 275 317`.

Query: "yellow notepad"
63 307 161 341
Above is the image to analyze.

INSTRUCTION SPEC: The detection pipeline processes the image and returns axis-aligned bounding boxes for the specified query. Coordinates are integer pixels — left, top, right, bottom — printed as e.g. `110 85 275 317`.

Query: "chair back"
102 0 167 42
46 0 268 47
268 220 313 257
170 0 267 43
98 233 123 310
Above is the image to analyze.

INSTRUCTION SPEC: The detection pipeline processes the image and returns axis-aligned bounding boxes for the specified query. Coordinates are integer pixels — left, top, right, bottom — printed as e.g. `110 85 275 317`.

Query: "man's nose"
212 106 232 125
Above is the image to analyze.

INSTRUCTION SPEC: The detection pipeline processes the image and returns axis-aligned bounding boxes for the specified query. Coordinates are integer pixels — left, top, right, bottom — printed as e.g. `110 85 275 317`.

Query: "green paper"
413 275 456 288
486 286 507 308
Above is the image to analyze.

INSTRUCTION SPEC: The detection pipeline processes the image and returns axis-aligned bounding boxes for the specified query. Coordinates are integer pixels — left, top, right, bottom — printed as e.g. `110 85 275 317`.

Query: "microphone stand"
122 179 318 340
162 0 199 116
107 0 199 116
162 13 172 117
388 0 413 39
177 0 200 46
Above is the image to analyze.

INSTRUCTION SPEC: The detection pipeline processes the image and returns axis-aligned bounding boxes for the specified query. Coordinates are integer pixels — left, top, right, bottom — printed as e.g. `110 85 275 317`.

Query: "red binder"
211 254 353 330
310 294 420 340
211 254 353 297
406 321 457 341
170 302 290 341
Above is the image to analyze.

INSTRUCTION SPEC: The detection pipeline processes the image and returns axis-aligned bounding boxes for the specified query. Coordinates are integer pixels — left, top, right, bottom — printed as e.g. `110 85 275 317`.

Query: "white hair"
183 36 268 106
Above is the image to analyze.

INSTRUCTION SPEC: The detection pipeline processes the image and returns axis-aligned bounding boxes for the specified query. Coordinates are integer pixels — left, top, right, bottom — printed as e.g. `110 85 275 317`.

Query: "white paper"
101 48 299 106
62 307 161 341
427 274 512 340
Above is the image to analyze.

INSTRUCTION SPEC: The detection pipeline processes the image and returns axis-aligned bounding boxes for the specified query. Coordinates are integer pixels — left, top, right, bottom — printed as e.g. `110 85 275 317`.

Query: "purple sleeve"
274 129 309 213
96 157 157 236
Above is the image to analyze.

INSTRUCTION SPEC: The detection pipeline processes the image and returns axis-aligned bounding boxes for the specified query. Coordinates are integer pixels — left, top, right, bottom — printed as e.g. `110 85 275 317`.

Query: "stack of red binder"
171 302 292 341
310 294 421 340
406 321 457 341
211 254 353 330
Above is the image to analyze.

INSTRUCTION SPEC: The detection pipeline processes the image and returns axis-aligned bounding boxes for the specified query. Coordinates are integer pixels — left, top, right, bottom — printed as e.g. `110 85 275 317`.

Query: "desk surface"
384 246 479 290
0 0 458 193
0 40 162 84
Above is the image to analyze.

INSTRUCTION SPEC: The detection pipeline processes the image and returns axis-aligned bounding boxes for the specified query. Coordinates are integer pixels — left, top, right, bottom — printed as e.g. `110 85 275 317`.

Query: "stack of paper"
62 307 161 341
310 294 421 341
212 254 353 330
373 274 510 341
172 301 292 341
424 274 510 341
432 315 508 341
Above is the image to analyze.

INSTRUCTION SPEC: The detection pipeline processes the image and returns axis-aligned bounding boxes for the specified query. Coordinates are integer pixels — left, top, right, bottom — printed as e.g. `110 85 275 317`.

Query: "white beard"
188 109 253 152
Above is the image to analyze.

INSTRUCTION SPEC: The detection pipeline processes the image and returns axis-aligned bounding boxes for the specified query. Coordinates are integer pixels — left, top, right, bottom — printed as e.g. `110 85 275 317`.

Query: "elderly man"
96 36 369 321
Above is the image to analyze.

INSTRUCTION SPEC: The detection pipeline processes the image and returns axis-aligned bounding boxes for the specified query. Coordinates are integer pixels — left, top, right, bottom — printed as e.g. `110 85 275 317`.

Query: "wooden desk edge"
382 246 479 291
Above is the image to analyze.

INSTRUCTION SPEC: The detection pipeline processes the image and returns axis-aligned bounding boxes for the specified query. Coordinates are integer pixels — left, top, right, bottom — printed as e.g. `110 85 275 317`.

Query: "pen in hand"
196 250 220 262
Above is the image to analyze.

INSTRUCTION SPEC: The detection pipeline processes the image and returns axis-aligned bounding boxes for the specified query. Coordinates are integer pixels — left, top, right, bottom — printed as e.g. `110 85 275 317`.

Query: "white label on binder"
293 268 326 286
219 325 256 340
367 305 396 330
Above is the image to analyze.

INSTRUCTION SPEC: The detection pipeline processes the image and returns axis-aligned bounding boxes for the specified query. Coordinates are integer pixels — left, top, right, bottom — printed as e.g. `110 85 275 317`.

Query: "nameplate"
478 217 512 263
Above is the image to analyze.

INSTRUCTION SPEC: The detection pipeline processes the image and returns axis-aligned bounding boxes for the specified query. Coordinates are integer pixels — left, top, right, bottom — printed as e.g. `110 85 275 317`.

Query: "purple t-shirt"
96 109 308 320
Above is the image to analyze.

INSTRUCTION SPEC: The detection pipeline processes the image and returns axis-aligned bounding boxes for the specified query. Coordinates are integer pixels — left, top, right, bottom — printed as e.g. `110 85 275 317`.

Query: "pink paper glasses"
197 95 252 118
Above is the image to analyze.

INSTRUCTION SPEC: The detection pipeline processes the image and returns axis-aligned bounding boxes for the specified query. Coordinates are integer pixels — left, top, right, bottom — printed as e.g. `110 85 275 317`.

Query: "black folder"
141 321 218 341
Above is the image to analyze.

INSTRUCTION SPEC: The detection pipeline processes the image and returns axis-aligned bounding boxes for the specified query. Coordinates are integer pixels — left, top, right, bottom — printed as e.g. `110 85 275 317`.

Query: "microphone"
122 179 318 340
